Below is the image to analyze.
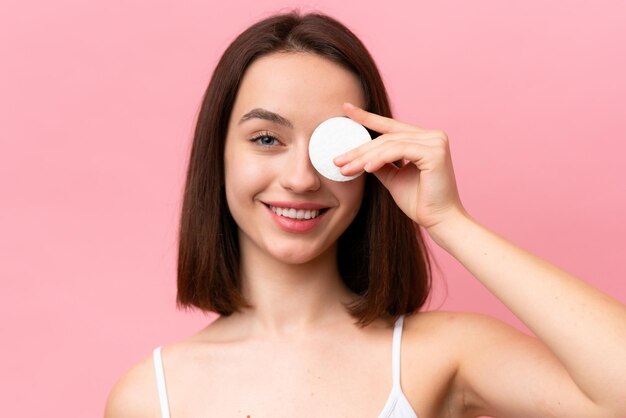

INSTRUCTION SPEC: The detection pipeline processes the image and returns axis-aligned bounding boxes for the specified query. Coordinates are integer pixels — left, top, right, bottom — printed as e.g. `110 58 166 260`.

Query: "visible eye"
250 132 281 148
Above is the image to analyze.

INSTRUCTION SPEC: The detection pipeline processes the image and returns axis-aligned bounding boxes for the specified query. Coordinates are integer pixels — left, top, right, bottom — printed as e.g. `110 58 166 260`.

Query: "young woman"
105 10 626 418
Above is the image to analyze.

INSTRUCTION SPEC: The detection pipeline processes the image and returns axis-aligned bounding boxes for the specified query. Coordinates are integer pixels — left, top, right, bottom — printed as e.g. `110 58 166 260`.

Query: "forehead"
230 52 366 127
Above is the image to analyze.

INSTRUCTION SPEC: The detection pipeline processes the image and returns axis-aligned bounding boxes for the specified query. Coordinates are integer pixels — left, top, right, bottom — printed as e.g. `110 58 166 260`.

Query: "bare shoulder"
401 310 530 417
405 309 521 342
104 350 161 418
410 311 616 418
404 310 536 380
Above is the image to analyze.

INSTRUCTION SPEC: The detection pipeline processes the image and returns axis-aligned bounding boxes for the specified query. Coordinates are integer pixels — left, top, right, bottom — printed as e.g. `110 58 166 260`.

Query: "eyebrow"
238 108 294 129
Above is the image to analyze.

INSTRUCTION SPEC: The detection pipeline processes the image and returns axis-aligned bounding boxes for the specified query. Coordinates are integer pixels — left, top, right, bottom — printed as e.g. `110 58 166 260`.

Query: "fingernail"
344 102 355 110
334 154 346 164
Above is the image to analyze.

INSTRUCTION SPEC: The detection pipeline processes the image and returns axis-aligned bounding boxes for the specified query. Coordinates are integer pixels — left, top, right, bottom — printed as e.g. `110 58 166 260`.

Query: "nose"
278 141 321 193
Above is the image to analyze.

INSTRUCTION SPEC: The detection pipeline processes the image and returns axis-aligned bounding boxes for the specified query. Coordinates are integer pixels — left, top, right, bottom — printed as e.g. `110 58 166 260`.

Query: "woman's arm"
336 101 626 416
428 211 626 415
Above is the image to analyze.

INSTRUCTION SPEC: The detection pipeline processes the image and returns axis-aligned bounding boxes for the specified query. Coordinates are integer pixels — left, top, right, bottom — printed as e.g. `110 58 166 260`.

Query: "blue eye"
251 132 280 147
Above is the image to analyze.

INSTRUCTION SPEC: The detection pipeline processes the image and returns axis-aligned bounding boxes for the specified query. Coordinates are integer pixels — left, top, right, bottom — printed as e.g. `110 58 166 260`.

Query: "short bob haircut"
177 9 433 327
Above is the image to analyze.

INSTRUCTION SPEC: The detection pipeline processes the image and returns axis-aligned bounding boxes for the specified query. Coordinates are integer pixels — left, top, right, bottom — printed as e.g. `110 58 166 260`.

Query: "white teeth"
270 205 321 220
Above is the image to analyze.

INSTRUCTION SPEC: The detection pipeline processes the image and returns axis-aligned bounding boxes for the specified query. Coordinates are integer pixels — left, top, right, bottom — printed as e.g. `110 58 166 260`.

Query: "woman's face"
224 52 367 265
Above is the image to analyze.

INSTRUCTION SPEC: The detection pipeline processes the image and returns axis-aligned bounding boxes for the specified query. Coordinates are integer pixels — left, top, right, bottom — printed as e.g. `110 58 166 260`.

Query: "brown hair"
176 8 433 327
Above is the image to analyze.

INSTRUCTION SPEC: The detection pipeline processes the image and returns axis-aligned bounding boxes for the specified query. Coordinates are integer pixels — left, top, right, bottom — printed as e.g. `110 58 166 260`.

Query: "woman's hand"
334 102 468 231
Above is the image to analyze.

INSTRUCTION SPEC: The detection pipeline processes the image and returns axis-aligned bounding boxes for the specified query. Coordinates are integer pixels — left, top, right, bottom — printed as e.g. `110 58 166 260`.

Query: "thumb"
371 162 399 190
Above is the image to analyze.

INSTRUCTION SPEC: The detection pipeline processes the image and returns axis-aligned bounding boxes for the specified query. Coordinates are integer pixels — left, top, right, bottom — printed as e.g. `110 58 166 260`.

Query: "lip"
263 203 329 233
263 200 331 210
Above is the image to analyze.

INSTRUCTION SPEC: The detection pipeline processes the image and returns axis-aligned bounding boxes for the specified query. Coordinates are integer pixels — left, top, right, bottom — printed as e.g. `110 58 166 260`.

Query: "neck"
234 241 357 338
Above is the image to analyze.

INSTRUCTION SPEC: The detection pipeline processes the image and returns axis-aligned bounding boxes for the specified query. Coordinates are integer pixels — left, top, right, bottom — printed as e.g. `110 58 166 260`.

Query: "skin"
105 52 626 418
221 51 367 337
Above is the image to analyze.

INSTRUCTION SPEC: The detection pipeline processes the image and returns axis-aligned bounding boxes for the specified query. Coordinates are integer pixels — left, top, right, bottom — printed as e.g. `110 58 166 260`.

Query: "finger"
373 161 420 192
371 162 400 188
343 102 427 134
340 139 440 176
334 131 444 166
334 132 407 166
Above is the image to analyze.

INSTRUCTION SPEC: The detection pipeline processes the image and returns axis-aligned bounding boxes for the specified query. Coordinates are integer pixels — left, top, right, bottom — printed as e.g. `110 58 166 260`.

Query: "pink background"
1 1 625 417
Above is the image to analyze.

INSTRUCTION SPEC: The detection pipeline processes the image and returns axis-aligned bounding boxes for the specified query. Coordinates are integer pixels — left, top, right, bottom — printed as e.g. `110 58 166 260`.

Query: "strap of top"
392 314 405 390
153 346 171 418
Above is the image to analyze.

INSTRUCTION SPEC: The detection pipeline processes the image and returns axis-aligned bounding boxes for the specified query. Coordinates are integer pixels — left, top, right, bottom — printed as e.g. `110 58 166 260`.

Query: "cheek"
224 150 273 205
335 177 366 215
226 156 257 187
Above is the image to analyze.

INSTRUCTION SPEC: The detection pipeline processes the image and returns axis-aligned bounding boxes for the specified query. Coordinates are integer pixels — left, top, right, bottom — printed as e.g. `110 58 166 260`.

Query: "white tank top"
153 314 418 417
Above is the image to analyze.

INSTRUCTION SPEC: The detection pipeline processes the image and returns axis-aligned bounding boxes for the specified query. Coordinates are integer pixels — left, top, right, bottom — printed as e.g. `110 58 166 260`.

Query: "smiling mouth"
266 204 329 220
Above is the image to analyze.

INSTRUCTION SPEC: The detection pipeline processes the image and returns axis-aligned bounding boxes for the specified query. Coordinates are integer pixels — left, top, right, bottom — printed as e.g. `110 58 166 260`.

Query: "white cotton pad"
308 116 372 182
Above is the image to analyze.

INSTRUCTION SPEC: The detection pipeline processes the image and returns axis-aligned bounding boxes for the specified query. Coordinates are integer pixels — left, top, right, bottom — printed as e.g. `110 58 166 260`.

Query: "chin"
265 241 332 266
